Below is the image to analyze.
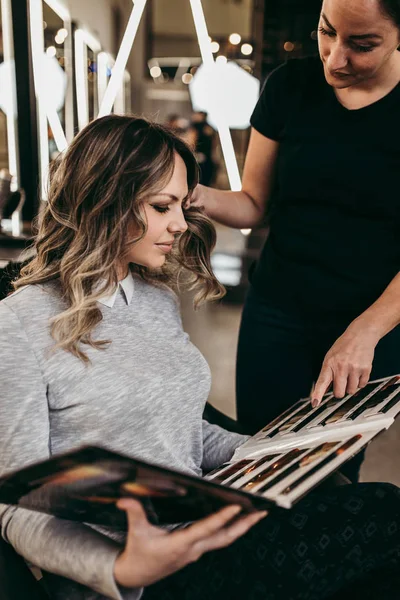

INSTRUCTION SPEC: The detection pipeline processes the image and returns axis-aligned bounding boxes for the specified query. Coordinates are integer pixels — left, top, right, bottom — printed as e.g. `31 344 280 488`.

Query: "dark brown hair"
379 0 400 28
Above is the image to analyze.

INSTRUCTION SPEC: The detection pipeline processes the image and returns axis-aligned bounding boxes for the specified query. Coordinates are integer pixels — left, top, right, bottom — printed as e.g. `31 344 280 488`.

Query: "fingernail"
311 399 319 408
257 511 268 519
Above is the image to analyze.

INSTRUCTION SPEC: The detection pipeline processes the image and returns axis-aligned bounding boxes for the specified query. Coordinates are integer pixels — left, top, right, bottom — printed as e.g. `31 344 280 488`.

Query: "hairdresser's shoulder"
264 55 323 93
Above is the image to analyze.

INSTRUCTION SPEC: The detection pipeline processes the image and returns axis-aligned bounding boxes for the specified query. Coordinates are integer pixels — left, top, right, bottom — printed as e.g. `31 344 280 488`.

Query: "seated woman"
0 115 399 600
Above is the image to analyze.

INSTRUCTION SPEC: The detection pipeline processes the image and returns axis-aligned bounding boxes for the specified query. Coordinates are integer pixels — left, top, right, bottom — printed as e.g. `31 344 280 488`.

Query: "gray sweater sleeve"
201 420 249 471
0 303 126 600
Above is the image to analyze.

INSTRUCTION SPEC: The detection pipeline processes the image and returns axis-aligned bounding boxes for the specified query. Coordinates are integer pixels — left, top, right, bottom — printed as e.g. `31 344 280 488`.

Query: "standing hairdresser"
190 0 400 478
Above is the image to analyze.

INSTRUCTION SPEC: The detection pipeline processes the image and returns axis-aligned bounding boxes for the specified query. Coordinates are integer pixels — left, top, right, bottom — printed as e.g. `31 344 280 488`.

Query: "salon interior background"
1 0 399 487
0 0 322 224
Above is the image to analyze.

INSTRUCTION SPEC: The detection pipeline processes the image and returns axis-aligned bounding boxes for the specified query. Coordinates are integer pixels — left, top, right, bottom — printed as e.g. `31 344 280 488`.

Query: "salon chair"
203 402 245 434
0 536 49 600
0 260 29 301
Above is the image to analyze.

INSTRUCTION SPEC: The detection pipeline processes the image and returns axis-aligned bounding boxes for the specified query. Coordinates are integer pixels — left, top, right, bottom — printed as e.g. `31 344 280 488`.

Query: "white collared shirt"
97 271 134 308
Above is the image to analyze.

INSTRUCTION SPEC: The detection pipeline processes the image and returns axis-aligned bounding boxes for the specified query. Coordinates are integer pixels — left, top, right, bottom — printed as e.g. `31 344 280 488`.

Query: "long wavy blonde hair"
15 115 224 361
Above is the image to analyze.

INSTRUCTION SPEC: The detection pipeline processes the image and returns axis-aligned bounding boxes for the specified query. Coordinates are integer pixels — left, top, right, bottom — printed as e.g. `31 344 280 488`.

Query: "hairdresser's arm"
312 272 400 404
0 303 125 600
189 129 279 229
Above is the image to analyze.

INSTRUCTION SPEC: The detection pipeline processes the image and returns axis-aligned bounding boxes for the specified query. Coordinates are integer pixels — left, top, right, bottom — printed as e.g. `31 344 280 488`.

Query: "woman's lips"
330 71 352 78
155 242 174 253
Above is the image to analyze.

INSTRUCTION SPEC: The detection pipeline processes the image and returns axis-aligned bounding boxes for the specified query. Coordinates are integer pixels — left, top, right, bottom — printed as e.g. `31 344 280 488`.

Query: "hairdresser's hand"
114 499 267 589
184 184 208 210
311 321 380 406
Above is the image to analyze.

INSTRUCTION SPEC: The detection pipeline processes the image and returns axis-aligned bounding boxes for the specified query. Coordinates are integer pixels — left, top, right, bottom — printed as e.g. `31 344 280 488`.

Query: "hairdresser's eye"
352 44 375 53
151 205 170 214
318 26 335 37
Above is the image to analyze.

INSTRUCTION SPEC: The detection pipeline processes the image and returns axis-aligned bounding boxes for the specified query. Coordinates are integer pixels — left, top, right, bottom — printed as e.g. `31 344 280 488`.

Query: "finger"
332 369 348 399
195 511 267 555
177 505 242 545
346 370 361 395
359 369 371 389
312 365 333 406
117 498 151 532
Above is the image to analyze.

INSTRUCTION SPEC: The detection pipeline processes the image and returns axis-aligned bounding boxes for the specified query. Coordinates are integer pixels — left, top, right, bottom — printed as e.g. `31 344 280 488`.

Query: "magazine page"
233 375 400 459
206 430 378 509
0 447 269 527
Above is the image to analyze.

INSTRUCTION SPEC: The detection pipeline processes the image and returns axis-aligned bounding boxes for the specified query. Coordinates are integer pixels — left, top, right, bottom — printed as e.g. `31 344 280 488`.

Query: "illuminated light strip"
98 0 242 194
1 0 19 182
75 29 89 130
79 29 101 53
98 0 147 117
29 0 50 199
75 28 101 130
46 105 68 152
114 71 128 114
174 57 191 82
124 71 131 112
149 57 202 66
189 0 242 192
97 51 110 107
30 0 69 199
188 0 214 67
44 0 70 22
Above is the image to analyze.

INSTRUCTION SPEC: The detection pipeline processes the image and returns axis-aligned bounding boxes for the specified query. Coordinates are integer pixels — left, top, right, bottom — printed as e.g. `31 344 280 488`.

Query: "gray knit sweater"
0 273 246 599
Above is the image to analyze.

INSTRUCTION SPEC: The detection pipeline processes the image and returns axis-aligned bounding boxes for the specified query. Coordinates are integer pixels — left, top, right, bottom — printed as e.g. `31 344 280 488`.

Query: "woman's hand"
113 499 266 589
311 321 381 406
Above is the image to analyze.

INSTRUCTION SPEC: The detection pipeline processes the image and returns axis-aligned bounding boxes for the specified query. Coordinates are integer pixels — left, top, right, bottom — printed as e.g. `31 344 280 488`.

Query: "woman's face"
318 0 400 88
122 152 189 272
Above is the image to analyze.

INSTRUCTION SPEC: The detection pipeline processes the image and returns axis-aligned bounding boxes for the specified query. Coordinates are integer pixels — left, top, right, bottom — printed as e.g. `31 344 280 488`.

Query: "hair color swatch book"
0 375 399 526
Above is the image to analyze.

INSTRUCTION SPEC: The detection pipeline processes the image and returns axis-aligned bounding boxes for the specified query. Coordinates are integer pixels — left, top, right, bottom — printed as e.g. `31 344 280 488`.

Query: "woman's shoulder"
133 275 181 311
135 275 179 301
0 280 63 319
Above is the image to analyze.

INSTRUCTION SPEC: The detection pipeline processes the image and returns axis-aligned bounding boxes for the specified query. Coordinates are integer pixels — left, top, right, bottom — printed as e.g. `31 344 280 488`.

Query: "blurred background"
0 0 397 484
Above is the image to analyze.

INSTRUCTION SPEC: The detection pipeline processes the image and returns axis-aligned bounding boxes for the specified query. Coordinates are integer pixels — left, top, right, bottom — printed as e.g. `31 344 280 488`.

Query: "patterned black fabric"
144 483 400 600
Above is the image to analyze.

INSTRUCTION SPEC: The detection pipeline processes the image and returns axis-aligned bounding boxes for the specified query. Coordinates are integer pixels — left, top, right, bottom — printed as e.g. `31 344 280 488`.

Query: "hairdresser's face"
319 0 400 88
125 153 189 271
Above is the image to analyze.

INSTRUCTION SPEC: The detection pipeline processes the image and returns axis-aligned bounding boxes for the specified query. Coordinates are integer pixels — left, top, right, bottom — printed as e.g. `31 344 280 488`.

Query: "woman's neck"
334 54 400 110
116 263 129 282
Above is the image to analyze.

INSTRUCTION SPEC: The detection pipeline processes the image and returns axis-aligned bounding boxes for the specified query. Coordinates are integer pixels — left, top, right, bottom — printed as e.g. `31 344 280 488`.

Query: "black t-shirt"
250 56 400 320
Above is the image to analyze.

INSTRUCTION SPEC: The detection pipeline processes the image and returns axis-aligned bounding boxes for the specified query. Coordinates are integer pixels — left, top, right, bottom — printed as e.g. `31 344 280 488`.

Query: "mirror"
0 2 7 173
75 29 101 130
29 0 72 198
0 0 18 182
42 1 71 158
98 52 131 115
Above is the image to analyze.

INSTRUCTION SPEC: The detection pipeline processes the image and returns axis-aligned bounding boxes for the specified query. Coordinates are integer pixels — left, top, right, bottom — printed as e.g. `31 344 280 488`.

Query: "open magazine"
0 375 399 527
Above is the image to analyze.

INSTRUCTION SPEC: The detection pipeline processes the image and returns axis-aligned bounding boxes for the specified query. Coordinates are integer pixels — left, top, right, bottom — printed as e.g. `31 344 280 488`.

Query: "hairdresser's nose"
326 41 349 73
168 206 188 234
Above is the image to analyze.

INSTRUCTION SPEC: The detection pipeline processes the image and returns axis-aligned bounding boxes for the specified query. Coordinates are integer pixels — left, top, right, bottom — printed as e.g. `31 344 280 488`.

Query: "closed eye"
318 26 335 37
318 26 376 53
352 44 375 53
151 205 170 214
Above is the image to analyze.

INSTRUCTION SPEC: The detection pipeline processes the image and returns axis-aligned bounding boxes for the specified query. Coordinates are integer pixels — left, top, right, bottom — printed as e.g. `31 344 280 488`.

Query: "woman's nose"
168 208 188 234
326 43 349 72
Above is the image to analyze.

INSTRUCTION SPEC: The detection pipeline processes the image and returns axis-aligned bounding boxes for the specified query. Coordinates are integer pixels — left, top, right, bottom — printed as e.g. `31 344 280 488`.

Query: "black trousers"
235 285 400 480
145 483 400 600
